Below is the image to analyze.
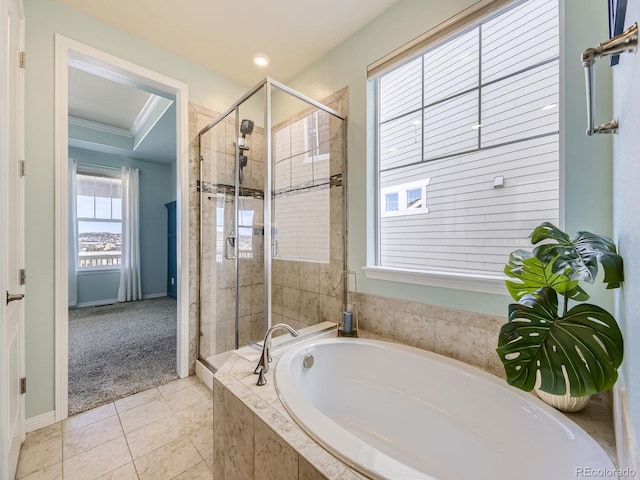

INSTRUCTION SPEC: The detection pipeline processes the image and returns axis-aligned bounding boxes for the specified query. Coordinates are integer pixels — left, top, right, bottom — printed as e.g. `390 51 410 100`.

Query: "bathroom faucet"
254 323 299 386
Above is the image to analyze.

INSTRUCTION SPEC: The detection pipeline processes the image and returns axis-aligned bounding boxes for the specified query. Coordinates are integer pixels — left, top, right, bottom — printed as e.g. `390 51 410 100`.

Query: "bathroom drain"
303 354 314 369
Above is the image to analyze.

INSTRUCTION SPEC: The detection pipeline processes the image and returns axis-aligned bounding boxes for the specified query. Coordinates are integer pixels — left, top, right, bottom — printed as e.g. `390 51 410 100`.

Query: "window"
407 188 422 208
385 193 399 212
374 0 559 278
76 172 122 269
381 179 431 217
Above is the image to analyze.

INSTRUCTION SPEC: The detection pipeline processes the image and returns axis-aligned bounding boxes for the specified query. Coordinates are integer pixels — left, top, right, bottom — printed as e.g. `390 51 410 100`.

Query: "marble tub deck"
214 329 616 480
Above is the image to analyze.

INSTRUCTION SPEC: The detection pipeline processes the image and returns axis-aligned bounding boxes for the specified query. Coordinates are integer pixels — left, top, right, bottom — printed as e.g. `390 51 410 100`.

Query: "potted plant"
496 222 624 412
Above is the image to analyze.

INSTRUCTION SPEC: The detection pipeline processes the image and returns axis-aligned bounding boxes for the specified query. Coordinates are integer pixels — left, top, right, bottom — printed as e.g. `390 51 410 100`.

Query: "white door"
1 0 26 478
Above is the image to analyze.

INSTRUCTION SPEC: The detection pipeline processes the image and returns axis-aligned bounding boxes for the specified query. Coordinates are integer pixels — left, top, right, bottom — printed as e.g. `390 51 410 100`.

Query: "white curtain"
118 167 142 302
68 160 78 307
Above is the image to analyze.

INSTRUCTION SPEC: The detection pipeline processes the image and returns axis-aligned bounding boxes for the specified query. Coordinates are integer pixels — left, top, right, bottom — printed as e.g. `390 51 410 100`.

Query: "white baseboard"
143 292 168 300
71 293 168 309
72 298 118 308
26 411 57 433
195 360 214 392
614 384 639 471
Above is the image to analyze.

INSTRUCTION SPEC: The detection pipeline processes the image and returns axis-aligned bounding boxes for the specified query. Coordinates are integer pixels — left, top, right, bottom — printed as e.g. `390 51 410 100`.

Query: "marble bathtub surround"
16 376 213 480
350 291 507 377
214 324 616 480
349 291 616 460
214 351 366 480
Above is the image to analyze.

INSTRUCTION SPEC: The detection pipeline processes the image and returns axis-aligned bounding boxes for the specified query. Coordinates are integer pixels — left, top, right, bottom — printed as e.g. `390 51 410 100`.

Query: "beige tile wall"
213 374 362 480
351 291 507 377
271 88 349 332
195 87 350 358
196 107 267 358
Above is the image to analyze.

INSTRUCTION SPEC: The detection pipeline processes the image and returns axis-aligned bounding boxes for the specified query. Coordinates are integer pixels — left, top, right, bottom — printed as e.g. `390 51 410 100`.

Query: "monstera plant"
496 222 624 406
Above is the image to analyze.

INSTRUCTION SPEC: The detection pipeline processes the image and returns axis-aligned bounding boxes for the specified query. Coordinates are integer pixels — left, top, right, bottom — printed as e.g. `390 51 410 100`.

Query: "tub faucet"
254 323 300 386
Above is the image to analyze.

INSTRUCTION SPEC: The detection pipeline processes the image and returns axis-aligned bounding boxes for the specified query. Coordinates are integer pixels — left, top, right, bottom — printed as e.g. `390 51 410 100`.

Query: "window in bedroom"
76 172 122 269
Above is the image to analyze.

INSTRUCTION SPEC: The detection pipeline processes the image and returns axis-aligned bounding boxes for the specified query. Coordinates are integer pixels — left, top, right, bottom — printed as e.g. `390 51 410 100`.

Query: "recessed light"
253 53 271 68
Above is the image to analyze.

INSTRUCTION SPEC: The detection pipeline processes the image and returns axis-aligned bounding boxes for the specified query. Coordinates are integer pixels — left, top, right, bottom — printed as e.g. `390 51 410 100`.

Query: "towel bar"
582 22 638 135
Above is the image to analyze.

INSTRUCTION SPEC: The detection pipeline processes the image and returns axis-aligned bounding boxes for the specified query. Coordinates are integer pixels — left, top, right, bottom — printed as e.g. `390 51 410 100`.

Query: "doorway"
54 36 190 421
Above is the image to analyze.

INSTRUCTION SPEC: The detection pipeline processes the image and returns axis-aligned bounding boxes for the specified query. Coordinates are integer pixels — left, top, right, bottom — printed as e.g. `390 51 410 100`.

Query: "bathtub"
274 338 614 480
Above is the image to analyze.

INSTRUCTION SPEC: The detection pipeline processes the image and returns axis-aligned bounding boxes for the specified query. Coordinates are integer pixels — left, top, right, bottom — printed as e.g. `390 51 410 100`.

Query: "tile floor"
15 376 213 480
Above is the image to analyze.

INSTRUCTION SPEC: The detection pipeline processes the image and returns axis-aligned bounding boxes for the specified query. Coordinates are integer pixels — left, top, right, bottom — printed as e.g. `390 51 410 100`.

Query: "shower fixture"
238 119 254 184
238 119 254 151
241 119 254 136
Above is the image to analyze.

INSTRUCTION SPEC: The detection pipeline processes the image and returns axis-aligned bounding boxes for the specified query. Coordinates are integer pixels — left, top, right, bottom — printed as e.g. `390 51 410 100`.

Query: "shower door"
199 100 267 366
198 79 346 370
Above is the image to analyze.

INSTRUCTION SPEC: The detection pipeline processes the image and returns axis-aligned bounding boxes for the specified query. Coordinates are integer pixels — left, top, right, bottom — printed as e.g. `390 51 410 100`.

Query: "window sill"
362 266 508 295
77 268 121 276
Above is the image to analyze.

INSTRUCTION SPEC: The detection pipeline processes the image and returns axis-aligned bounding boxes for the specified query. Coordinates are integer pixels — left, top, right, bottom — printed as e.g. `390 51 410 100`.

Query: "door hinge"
20 377 26 395
18 51 25 69
19 269 26 286
19 160 25 177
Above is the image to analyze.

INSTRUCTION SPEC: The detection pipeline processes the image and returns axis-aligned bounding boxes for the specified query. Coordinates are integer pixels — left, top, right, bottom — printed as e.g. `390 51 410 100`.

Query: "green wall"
23 0 247 418
286 0 613 317
24 0 615 420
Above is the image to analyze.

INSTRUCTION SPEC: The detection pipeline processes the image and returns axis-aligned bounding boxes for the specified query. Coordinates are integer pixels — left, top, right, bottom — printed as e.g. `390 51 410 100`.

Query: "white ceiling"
64 0 403 164
56 0 402 86
68 67 177 164
68 68 152 130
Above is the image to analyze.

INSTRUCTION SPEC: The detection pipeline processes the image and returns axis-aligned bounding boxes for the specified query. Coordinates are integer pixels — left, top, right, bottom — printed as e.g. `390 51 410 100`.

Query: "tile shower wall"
272 88 348 331
190 87 348 364
351 291 507 377
198 110 266 359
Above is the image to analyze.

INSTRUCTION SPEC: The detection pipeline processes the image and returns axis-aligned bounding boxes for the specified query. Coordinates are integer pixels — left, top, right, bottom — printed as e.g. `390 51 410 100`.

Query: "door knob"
6 292 25 305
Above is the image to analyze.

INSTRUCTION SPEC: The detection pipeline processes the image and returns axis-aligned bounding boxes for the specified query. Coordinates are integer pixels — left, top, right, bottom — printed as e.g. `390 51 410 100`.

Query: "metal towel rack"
582 22 638 135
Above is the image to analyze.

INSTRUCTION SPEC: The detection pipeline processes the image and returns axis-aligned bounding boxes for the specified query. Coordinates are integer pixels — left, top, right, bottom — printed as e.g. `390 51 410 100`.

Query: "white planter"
535 388 591 412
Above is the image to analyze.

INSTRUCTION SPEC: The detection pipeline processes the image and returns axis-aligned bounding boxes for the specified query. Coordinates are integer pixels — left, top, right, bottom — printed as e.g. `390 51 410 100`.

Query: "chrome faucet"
254 323 299 386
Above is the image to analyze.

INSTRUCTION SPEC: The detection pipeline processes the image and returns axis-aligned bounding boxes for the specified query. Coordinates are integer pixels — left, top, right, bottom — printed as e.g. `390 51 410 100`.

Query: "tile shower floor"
15 376 213 480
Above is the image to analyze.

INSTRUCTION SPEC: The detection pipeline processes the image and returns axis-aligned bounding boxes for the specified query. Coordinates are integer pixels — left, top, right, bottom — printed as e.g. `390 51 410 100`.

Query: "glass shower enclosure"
197 78 347 370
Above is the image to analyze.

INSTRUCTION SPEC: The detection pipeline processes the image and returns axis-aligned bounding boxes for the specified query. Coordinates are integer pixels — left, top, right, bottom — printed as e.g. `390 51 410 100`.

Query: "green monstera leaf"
497 287 623 397
531 222 624 289
504 249 588 302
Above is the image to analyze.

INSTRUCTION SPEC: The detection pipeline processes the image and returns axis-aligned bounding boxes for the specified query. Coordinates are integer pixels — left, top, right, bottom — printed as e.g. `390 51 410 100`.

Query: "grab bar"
582 23 638 136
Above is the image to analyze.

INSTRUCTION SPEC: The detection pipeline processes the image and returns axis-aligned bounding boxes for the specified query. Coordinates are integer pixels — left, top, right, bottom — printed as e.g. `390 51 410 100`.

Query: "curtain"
68 160 78 307
118 167 142 302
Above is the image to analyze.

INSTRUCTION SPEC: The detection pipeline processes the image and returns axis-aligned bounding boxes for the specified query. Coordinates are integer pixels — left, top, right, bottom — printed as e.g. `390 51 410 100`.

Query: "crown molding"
68 115 133 138
131 95 161 136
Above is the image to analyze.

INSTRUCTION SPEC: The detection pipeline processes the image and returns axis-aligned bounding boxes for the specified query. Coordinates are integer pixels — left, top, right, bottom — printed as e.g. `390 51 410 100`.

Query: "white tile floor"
16 376 213 480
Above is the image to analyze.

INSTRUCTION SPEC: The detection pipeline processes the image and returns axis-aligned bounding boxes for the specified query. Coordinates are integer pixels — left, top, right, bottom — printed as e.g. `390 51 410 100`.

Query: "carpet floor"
68 297 178 415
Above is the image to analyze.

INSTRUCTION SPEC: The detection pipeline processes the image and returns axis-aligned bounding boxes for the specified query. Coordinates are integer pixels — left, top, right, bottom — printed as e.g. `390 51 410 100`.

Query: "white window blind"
376 0 559 277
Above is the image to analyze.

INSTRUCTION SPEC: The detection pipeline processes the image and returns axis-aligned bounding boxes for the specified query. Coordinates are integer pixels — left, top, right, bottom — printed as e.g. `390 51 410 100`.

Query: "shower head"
240 119 254 136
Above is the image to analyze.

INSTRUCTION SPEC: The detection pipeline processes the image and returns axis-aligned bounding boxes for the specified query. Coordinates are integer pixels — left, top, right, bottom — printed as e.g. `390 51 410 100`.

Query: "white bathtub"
274 338 614 480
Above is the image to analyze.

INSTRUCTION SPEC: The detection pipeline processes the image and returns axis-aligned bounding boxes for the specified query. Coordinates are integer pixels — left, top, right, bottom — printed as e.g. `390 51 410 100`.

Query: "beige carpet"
68 297 178 415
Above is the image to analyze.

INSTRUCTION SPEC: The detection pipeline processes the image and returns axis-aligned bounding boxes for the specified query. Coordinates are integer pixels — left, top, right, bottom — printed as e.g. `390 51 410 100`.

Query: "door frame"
54 35 190 421
0 0 25 476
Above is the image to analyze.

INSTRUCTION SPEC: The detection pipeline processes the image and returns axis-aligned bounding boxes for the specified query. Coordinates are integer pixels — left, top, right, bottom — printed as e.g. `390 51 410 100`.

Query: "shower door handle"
224 233 236 260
